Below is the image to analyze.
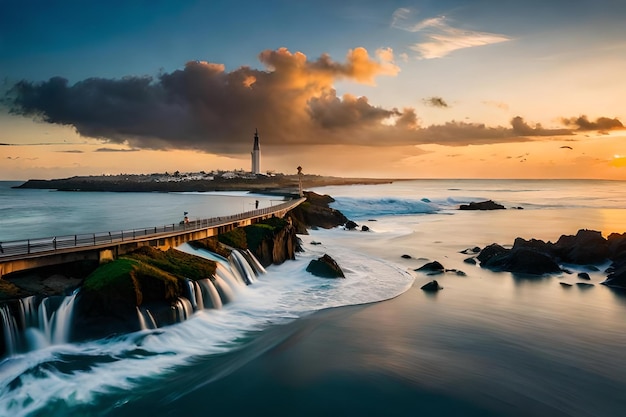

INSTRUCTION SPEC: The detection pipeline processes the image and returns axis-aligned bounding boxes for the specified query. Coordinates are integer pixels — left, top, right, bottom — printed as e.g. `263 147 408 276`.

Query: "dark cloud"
423 96 448 108
510 116 571 136
94 148 140 152
561 115 624 132
7 47 583 153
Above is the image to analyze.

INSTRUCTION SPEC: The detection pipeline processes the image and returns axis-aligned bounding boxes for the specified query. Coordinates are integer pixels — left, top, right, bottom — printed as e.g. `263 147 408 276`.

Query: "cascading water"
243 249 267 275
0 290 79 357
0 248 265 358
229 250 257 285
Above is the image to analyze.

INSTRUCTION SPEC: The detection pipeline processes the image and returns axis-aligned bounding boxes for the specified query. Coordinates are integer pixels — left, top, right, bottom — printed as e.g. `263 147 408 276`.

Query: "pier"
0 197 306 278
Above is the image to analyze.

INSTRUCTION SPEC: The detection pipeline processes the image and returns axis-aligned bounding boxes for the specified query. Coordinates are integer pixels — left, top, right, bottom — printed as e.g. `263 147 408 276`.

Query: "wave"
330 197 441 219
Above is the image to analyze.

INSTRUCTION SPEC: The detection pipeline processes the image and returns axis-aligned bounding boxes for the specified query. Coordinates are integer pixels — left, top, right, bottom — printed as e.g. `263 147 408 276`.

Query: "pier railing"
0 198 304 259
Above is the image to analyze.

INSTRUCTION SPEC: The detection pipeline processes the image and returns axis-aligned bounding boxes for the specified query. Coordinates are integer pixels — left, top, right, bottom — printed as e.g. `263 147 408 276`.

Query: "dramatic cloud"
561 115 624 132
7 47 587 154
423 96 448 108
391 8 510 59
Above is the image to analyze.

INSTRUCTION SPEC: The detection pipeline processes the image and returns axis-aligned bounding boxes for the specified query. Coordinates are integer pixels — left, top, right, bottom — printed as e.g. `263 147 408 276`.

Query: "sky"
1 0 626 180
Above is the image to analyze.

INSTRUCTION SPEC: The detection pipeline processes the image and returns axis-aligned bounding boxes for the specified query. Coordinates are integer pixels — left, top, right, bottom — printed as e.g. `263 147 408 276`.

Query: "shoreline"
12 174 400 193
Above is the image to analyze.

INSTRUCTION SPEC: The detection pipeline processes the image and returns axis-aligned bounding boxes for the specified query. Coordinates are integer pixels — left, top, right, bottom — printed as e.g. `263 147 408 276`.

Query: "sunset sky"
1 0 625 180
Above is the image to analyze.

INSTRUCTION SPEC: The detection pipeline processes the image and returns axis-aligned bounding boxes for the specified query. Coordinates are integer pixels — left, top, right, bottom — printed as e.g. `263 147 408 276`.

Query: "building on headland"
251 128 261 174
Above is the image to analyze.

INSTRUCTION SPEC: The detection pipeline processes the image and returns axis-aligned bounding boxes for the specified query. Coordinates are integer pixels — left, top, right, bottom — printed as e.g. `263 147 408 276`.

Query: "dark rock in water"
577 272 591 280
478 243 561 275
421 198 431 203
401 254 412 259
446 269 467 276
602 261 626 289
310 241 322 245
463 257 477 265
361 225 370 232
344 220 358 230
512 237 554 256
415 261 445 274
459 200 506 210
368 219 377 222
460 246 481 254
576 282 594 288
554 229 608 265
560 282 573 287
561 268 573 274
512 206 524 210
421 280 443 292
477 243 509 265
306 254 345 278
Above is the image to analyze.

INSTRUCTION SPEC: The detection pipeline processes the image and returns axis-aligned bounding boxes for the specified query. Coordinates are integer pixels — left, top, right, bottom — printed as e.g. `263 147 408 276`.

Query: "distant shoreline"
12 174 398 194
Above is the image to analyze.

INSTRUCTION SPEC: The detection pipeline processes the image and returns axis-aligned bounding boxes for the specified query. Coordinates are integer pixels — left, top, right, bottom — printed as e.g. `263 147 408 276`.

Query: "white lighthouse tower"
251 128 261 174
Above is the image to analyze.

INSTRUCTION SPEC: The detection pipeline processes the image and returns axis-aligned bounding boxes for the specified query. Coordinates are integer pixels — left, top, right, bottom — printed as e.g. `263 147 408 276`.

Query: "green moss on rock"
219 227 248 250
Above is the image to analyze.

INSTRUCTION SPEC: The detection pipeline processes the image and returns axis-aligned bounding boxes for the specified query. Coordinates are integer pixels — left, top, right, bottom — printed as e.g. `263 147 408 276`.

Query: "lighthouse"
251 128 261 174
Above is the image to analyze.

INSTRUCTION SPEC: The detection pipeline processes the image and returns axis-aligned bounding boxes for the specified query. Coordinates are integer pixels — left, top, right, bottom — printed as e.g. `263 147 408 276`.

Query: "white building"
251 128 261 174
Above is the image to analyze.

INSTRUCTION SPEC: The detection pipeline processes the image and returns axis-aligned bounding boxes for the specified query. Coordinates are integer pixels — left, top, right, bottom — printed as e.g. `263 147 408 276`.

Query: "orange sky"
2 3 625 180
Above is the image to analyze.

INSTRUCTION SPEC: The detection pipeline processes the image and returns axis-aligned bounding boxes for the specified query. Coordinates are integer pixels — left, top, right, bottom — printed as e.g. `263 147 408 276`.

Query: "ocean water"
1 179 626 416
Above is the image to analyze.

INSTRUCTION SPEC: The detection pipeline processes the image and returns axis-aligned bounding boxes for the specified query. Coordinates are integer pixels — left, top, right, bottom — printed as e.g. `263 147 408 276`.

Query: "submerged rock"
560 282 573 287
421 280 443 292
306 254 345 278
361 225 370 232
577 272 591 280
459 200 505 210
401 254 412 259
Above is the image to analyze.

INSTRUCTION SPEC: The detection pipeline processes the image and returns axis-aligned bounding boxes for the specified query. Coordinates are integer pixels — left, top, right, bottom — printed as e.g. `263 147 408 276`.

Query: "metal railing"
0 198 305 260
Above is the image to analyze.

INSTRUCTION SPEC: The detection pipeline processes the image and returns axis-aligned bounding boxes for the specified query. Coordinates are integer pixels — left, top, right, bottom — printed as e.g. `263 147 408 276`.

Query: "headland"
14 173 397 193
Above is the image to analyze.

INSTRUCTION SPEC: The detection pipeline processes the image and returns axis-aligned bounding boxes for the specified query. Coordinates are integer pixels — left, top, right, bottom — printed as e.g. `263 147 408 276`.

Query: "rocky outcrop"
476 229 626 280
459 200 506 210
306 254 345 278
219 217 301 267
286 191 348 232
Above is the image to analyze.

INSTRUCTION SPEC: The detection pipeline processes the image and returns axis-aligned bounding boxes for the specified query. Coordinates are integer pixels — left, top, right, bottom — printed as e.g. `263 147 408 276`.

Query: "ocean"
1 179 626 416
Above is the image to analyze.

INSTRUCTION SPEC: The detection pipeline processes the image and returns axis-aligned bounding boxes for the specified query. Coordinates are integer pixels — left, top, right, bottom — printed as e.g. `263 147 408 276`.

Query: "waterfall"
184 279 205 311
49 291 79 345
212 276 236 304
230 250 257 285
1 304 19 356
197 278 222 310
243 249 267 275
136 307 157 330
173 297 194 322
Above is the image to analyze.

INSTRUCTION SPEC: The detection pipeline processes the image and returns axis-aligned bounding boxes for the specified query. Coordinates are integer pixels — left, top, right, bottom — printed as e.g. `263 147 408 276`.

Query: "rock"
463 257 477 265
401 254 412 259
344 220 358 230
446 269 467 276
415 261 445 274
421 280 443 292
577 272 591 280
560 282 573 287
602 261 626 289
576 282 594 288
286 191 348 231
459 200 505 210
478 243 561 275
361 225 370 232
476 243 509 265
554 229 608 264
306 254 345 278
310 241 322 245
607 232 626 259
